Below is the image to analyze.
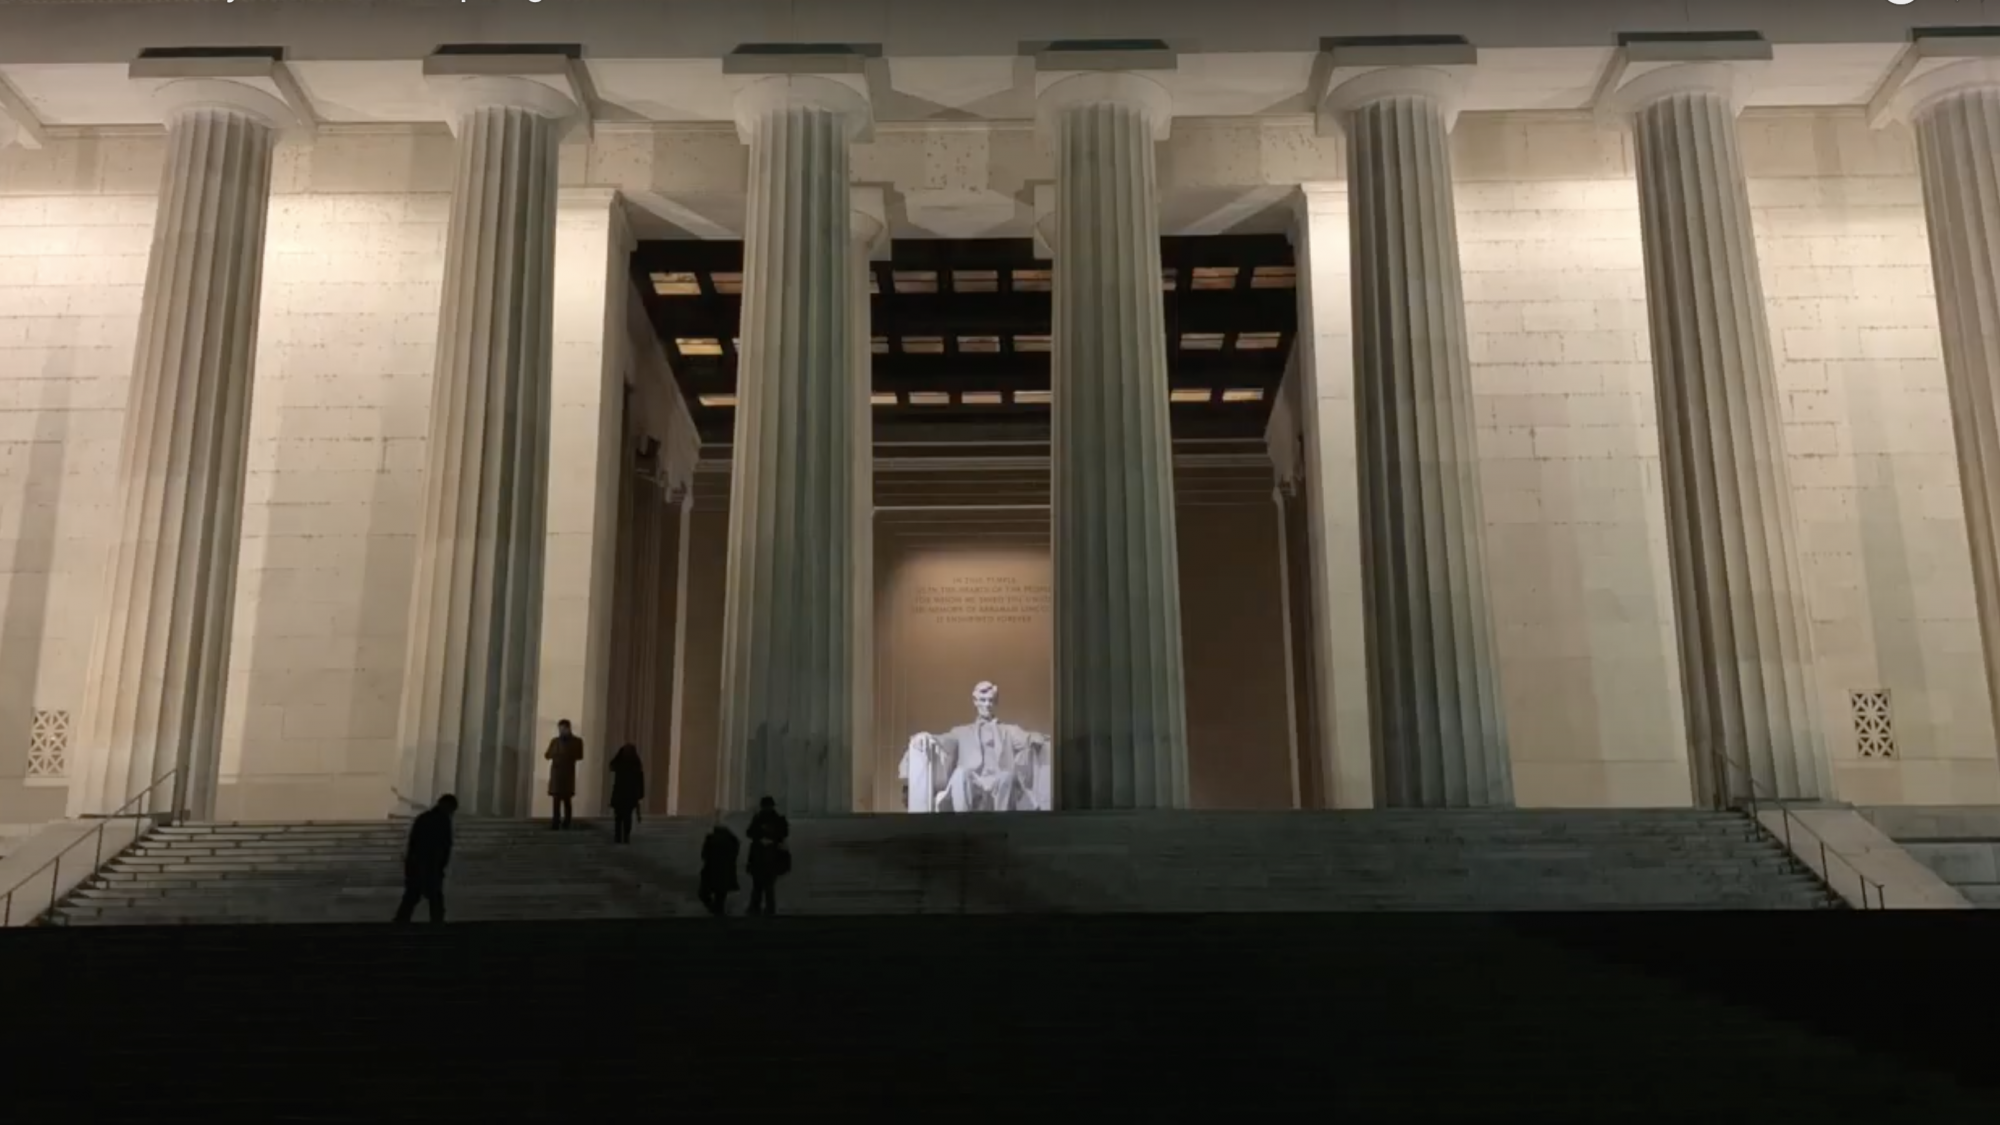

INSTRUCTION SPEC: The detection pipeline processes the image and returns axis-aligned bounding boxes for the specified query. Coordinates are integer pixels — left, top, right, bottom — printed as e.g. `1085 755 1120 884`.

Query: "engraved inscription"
912 575 1052 626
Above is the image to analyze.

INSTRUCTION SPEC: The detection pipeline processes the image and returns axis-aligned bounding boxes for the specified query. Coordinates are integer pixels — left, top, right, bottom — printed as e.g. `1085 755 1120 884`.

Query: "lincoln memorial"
2 0 1998 829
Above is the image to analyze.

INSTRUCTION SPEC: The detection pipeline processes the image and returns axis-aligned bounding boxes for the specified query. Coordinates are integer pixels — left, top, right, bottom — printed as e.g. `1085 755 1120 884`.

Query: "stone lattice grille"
1850 690 1896 759
27 709 70 779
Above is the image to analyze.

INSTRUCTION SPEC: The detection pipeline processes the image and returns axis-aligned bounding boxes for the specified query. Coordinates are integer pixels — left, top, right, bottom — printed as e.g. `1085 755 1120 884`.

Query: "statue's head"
972 681 999 720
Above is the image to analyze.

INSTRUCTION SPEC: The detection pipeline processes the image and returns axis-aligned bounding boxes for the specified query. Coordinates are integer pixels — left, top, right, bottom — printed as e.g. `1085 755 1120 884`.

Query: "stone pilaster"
716 76 871 813
393 76 574 816
69 80 289 820
1896 59 2000 756
1323 68 1513 808
1038 72 1191 809
1614 63 1829 801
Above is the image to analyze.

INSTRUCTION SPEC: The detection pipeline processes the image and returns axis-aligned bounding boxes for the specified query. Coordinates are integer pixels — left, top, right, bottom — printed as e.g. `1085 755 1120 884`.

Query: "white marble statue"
898 681 1052 813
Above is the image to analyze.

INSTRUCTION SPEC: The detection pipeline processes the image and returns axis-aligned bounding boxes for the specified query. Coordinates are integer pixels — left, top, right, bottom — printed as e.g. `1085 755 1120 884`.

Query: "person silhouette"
745 796 791 916
393 794 457 924
545 719 584 830
699 821 740 916
608 744 645 844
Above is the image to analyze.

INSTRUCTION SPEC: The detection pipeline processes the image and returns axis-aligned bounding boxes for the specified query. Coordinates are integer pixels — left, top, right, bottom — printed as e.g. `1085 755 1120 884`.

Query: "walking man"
393 794 457 924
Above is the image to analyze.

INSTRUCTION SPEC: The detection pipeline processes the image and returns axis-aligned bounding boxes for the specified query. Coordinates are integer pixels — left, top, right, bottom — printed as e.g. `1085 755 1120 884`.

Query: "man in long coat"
545 719 584 830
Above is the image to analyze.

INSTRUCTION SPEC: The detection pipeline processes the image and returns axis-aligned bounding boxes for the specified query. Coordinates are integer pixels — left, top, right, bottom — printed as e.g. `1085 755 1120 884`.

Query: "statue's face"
973 684 998 719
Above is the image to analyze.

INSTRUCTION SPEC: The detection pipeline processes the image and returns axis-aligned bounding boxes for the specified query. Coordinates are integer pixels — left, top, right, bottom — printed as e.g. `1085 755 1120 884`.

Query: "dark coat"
700 826 741 893
609 746 646 811
405 807 453 875
545 735 584 798
746 810 791 881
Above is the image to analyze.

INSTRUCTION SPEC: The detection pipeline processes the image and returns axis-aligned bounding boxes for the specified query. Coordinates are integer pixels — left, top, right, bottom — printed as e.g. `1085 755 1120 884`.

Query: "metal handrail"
1707 750 1886 909
0 769 182 927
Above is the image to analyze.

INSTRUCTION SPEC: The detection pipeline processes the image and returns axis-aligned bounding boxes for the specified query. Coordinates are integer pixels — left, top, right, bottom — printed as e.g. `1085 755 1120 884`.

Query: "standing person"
608 743 645 844
393 794 458 924
745 796 791 916
544 719 584 830
698 821 740 916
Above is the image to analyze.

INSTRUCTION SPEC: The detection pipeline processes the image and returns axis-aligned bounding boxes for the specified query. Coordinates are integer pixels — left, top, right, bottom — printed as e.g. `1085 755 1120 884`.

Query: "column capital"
152 78 295 131
733 75 873 145
427 75 578 137
1318 67 1467 135
1602 61 1753 121
1036 72 1174 142
1887 58 2000 126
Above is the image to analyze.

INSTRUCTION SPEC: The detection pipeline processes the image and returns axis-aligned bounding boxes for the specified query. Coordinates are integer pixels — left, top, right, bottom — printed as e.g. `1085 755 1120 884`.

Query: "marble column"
1616 63 1829 801
69 80 290 820
1323 69 1513 808
1898 59 2000 758
628 474 665 780
850 201 881 808
1039 73 1191 809
394 77 575 816
716 76 871 813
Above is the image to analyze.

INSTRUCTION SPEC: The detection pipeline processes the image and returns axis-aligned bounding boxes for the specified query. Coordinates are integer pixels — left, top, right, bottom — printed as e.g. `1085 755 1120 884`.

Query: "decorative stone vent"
27 709 70 779
1850 690 1896 759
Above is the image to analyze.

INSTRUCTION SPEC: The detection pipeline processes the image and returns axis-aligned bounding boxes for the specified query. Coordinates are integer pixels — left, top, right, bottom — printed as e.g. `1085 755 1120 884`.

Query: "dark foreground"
4 912 1996 1119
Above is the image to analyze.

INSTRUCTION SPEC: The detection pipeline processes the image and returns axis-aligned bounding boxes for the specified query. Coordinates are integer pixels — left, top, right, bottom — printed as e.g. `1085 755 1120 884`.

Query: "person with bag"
745 796 791 916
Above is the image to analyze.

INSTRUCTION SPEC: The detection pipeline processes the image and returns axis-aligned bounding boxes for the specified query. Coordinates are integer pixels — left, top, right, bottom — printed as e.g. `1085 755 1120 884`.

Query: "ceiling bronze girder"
631 234 1299 443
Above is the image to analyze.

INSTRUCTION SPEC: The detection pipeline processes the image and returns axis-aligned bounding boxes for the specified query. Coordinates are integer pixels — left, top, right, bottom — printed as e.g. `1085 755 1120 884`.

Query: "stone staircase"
51 808 1834 924
1861 806 2000 907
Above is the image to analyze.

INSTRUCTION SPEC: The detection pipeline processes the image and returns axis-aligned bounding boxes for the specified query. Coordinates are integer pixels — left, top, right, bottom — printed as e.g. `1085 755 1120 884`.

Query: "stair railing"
0 769 182 927
1706 749 1885 909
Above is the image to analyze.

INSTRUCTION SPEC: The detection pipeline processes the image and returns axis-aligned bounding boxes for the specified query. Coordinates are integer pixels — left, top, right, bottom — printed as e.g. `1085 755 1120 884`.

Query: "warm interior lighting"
1221 388 1265 403
953 269 999 293
893 270 938 294
1180 333 1225 351
1236 332 1283 351
871 336 890 354
698 393 737 408
1191 266 1240 290
960 391 1003 405
1012 268 1052 292
676 338 724 356
871 392 898 406
1170 388 1212 404
711 271 743 295
902 336 945 354
1251 265 1296 289
651 271 700 296
908 391 950 405
1014 389 1052 405
959 336 1001 354
1014 334 1052 353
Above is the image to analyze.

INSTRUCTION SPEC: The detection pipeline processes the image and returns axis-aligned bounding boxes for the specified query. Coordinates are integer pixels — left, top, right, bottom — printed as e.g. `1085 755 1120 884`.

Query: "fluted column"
850 199 881 809
1615 64 1829 801
716 76 871 813
629 476 665 782
69 80 289 820
1324 69 1513 808
1039 73 1190 809
1898 60 2000 756
394 77 574 816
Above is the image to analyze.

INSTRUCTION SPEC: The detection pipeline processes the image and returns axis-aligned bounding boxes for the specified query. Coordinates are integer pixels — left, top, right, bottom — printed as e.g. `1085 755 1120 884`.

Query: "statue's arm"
935 734 960 776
